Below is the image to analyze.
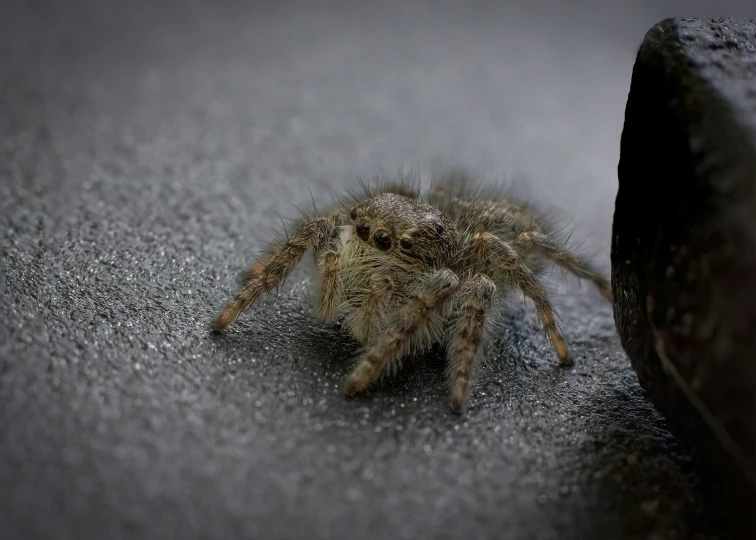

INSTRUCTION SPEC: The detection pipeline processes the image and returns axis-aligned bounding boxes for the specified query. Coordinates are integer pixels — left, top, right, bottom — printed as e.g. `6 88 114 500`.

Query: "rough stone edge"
612 16 756 536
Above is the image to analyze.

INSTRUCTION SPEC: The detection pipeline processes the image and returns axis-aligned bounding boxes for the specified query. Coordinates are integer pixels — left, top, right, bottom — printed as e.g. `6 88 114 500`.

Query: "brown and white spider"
214 174 612 413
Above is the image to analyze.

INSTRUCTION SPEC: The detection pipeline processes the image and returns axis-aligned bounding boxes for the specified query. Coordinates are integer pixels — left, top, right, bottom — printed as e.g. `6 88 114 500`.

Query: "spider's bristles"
272 210 289 240
307 185 319 217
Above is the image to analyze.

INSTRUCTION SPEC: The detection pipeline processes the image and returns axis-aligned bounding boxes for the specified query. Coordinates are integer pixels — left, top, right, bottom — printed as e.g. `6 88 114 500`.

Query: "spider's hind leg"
515 231 612 301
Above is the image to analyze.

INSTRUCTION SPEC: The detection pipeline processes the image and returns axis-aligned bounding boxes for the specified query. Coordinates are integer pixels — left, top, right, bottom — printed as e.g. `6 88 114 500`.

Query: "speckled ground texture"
1 1 752 539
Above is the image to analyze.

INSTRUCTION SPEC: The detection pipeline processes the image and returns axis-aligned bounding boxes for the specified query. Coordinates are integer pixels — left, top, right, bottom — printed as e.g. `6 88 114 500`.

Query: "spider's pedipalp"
341 273 400 344
343 268 460 397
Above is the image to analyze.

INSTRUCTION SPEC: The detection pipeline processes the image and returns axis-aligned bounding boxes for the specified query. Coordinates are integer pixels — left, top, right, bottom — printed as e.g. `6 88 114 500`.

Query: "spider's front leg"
447 273 497 414
343 268 460 397
215 216 335 330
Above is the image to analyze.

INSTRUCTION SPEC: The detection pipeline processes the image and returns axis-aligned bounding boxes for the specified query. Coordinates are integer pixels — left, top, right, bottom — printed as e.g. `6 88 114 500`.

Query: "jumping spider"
215 174 612 413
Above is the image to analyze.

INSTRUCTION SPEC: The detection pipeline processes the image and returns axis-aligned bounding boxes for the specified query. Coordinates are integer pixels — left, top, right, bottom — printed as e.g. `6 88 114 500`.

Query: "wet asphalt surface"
1 1 752 539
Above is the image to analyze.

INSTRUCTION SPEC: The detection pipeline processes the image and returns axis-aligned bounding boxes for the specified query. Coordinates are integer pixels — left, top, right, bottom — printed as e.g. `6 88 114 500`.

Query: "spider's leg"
315 249 342 323
446 273 497 414
343 268 460 396
515 231 612 301
468 232 571 365
341 274 400 344
216 216 335 330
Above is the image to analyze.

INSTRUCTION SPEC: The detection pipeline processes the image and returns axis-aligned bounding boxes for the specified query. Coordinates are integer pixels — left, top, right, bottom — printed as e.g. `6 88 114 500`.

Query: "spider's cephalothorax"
214 176 612 414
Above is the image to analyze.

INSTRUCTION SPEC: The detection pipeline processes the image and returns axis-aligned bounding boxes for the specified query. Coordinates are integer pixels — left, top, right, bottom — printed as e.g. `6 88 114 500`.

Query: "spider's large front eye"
350 208 358 221
400 237 413 250
373 230 392 251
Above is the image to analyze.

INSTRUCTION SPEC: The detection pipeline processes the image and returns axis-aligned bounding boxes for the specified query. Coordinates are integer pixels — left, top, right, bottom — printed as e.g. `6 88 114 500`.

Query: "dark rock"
612 16 756 536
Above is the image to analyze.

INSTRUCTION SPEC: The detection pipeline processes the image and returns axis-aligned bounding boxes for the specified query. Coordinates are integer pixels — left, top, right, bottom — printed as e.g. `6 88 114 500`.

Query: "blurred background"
2 0 752 249
1 1 753 539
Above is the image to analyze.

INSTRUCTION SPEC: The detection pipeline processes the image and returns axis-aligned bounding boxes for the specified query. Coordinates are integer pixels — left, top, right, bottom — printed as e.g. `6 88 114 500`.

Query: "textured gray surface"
0 1 751 539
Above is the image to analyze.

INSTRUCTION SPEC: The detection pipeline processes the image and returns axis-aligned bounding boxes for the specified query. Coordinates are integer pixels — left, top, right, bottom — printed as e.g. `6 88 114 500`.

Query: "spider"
214 174 613 413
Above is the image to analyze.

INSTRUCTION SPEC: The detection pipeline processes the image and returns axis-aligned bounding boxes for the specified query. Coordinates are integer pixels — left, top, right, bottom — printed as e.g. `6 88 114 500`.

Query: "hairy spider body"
215 175 612 414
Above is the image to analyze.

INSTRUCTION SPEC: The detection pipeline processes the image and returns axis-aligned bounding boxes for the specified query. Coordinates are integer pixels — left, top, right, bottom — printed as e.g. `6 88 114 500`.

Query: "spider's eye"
425 213 445 235
350 208 358 221
399 237 413 250
373 230 392 251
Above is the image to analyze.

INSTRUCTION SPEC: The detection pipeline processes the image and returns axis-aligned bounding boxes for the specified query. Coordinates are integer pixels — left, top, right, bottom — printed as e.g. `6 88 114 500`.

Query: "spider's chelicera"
214 175 612 413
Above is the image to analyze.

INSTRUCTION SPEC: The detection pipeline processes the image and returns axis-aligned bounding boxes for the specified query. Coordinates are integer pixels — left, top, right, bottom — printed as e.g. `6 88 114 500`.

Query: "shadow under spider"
207 298 555 412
